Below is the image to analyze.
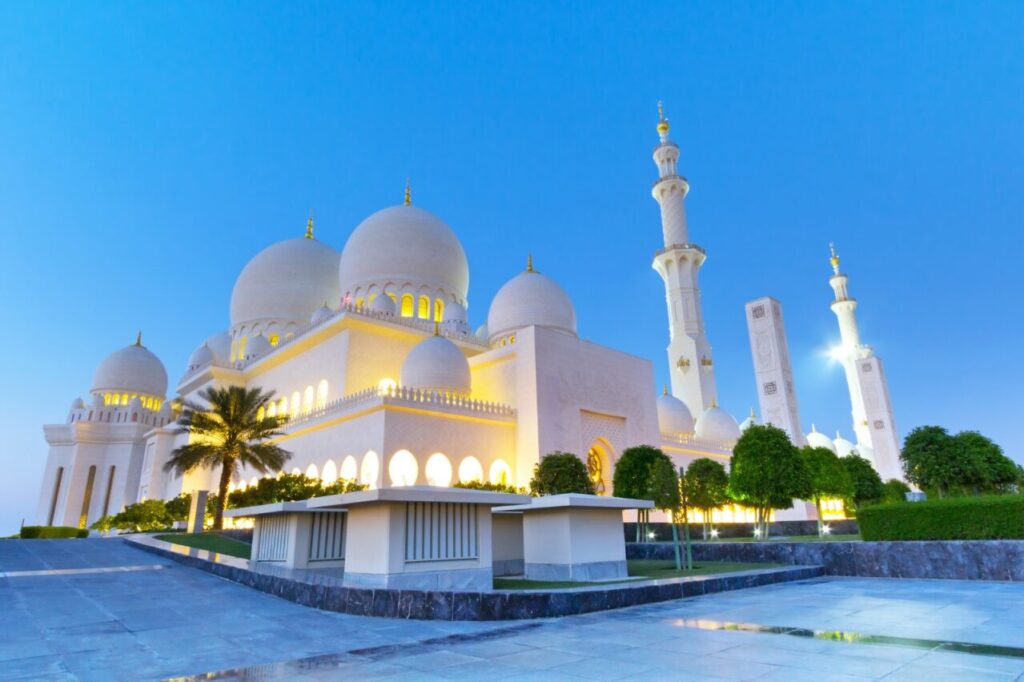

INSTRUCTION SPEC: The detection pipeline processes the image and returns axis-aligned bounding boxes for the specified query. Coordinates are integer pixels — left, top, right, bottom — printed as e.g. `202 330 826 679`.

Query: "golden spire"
829 242 840 274
404 178 411 206
663 385 669 396
656 100 670 138
527 253 534 272
305 210 314 239
135 331 142 346
711 397 718 408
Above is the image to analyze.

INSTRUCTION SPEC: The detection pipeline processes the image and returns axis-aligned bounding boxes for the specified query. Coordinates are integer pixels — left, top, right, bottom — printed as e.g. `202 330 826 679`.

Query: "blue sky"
1 2 1021 534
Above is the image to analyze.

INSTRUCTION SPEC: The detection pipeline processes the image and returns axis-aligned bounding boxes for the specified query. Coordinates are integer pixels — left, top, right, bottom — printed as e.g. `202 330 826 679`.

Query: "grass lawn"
154 533 251 559
493 559 782 590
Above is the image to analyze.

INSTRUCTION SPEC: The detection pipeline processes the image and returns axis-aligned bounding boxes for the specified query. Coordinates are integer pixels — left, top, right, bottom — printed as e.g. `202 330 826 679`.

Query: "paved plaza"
2 539 1023 681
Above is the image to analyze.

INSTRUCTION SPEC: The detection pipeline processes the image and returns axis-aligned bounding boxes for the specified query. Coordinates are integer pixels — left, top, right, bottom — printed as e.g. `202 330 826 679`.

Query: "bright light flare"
828 345 847 363
710 528 720 539
822 523 832 536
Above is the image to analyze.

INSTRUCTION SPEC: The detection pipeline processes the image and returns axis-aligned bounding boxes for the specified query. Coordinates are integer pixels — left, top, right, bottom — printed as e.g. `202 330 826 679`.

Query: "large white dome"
338 205 469 306
91 337 168 398
694 404 741 443
230 237 341 332
486 267 576 343
657 390 695 436
833 432 857 457
400 335 471 394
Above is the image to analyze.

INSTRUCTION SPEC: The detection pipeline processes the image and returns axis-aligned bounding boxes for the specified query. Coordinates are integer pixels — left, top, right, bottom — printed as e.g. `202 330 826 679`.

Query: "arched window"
340 455 358 481
237 336 248 361
322 459 338 484
360 451 380 488
458 456 484 483
268 332 280 347
256 406 265 421
249 476 259 488
79 465 97 529
434 298 445 322
489 459 512 486
425 453 452 487
303 386 314 414
316 380 328 410
48 467 64 526
305 463 319 480
101 466 116 518
279 397 288 416
401 294 414 317
389 450 418 486
417 295 430 319
290 392 301 419
290 467 302 476
267 403 277 418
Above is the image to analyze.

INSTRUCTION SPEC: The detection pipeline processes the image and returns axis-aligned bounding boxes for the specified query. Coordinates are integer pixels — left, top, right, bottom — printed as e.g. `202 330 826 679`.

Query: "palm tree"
164 386 291 530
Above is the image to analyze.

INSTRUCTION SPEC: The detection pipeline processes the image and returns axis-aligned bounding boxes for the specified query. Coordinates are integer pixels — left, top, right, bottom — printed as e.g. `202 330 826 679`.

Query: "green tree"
164 386 291 529
685 458 730 539
164 493 192 521
227 473 365 508
801 446 854 535
645 452 688 569
841 454 885 509
954 431 1018 494
613 445 666 541
729 424 810 538
881 478 911 503
529 452 595 496
901 426 980 497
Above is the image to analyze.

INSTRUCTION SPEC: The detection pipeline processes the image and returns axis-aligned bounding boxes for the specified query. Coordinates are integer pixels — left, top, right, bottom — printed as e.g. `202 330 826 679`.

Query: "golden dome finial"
829 242 840 274
135 331 142 347
404 178 411 206
527 253 534 273
305 210 314 239
656 100 670 138
711 397 718 409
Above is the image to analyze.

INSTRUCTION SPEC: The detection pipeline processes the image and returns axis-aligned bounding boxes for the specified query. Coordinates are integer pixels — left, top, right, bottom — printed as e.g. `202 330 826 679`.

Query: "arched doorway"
586 439 614 496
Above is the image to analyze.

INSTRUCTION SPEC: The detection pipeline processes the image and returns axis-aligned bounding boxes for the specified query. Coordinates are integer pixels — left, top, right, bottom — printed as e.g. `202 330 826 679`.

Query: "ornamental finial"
527 253 534 272
663 385 668 396
305 210 314 239
829 242 840 275
404 178 411 206
135 331 142 346
657 100 670 140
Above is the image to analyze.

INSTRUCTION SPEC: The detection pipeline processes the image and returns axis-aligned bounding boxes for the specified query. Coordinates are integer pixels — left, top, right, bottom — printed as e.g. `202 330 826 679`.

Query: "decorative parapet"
282 384 516 430
660 432 733 455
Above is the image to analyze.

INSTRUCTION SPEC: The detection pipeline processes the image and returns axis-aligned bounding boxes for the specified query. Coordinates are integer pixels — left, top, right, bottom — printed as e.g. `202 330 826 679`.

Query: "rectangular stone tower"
745 296 804 446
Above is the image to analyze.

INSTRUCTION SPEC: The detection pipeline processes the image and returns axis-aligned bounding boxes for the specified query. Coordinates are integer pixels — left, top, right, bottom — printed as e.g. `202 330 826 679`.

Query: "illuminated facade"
38 106 897 529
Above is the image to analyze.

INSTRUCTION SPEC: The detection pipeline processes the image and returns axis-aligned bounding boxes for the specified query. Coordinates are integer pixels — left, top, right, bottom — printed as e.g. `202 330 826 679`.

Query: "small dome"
339 205 469 306
486 267 576 343
474 323 489 342
245 334 271 359
833 432 857 457
70 397 85 411
230 237 341 331
657 390 695 436
204 331 231 365
187 344 215 371
369 294 397 315
443 301 468 324
739 408 758 433
694 404 741 443
311 304 333 326
400 334 471 394
805 425 837 453
92 337 168 398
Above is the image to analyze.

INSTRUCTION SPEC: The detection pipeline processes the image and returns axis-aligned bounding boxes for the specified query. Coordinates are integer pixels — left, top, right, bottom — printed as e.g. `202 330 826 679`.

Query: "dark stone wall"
128 538 821 621
624 520 860 541
627 540 1024 581
217 529 253 544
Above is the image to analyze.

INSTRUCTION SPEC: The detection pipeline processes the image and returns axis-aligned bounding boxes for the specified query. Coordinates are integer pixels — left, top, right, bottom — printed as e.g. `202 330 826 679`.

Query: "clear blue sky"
1 2 1021 534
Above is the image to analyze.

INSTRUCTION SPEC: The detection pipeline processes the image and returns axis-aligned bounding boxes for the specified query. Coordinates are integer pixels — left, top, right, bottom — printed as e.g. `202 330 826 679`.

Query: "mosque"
35 106 901 530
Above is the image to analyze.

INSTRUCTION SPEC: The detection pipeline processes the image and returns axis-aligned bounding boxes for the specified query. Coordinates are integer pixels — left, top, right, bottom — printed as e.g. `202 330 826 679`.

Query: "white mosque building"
36 106 900 529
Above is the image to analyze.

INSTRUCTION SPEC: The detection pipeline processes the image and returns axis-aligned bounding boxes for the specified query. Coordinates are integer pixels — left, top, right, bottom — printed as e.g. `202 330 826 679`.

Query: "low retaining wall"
127 537 822 621
624 520 859 541
628 540 1024 581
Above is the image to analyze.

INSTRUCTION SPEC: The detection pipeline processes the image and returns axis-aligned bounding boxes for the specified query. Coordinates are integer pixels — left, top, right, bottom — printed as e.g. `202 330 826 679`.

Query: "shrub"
881 479 911 503
858 495 1024 541
453 480 528 495
227 473 365 508
20 526 88 539
530 452 595 495
842 454 884 509
91 499 175 532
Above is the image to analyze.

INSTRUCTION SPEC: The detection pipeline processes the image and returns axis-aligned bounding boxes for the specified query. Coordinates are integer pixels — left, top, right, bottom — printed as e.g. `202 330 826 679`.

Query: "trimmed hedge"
20 526 88 539
858 495 1024 541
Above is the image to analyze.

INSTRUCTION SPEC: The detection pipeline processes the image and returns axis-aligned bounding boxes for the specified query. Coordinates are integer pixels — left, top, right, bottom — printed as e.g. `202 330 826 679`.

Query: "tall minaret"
651 102 717 415
828 244 903 481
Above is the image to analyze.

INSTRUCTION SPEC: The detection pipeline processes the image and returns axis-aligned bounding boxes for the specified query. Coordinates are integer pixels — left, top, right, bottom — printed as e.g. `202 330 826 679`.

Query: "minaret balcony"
655 242 705 259
652 174 688 189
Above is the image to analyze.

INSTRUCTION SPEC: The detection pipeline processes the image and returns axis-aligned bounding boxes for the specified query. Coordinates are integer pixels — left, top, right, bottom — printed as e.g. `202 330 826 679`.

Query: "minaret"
651 102 717 414
828 244 903 481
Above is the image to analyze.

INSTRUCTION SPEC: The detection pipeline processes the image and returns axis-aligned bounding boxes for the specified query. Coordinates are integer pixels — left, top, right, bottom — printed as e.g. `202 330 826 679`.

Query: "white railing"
660 432 734 454
281 383 516 429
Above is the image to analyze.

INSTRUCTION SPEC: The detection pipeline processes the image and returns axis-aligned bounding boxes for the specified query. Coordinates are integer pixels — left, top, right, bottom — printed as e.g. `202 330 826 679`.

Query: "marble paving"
3 538 1024 681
